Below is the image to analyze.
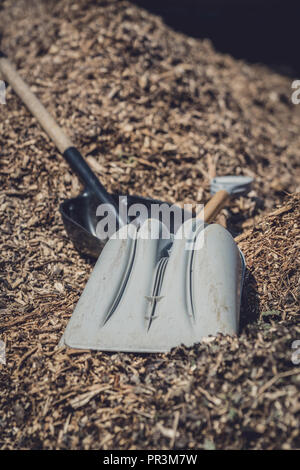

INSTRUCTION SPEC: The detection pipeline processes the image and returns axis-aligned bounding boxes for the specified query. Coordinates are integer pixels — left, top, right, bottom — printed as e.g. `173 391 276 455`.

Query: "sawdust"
0 0 299 450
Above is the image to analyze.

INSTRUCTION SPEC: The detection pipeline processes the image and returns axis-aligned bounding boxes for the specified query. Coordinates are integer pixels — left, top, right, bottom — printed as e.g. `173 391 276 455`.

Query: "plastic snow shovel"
0 56 189 257
59 178 252 353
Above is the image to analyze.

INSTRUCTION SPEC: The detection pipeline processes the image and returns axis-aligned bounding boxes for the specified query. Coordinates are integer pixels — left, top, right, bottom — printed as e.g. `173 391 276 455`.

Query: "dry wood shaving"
0 0 299 450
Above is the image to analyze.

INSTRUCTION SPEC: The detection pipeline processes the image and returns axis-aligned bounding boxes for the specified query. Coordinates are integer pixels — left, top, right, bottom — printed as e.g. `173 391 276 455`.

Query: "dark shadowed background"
133 0 300 77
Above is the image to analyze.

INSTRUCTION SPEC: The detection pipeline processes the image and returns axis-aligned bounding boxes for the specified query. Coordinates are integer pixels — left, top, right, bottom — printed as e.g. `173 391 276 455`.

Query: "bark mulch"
0 0 299 450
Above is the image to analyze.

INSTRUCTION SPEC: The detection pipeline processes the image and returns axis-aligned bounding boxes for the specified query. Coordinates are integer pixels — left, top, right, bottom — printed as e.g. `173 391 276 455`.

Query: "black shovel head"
60 190 193 258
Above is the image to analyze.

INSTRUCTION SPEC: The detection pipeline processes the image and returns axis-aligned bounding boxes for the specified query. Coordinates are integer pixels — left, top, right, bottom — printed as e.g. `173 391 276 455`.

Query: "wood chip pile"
239 193 299 326
0 0 299 450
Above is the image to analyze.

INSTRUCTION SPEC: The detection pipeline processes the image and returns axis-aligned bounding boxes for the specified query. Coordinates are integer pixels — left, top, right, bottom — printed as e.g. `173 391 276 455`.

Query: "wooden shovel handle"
0 56 73 154
197 189 230 223
0 56 230 225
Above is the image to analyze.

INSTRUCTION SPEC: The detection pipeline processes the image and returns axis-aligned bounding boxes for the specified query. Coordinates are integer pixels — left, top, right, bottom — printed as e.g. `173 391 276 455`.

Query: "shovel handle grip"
0 56 72 154
197 189 230 223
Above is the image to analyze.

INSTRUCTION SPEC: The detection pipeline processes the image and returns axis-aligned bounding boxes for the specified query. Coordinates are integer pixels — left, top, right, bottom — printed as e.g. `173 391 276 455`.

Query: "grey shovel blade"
60 218 244 353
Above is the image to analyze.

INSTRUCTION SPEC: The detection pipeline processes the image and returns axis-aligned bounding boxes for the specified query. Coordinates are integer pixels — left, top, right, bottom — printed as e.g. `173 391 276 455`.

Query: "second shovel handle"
0 56 73 154
197 189 230 223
